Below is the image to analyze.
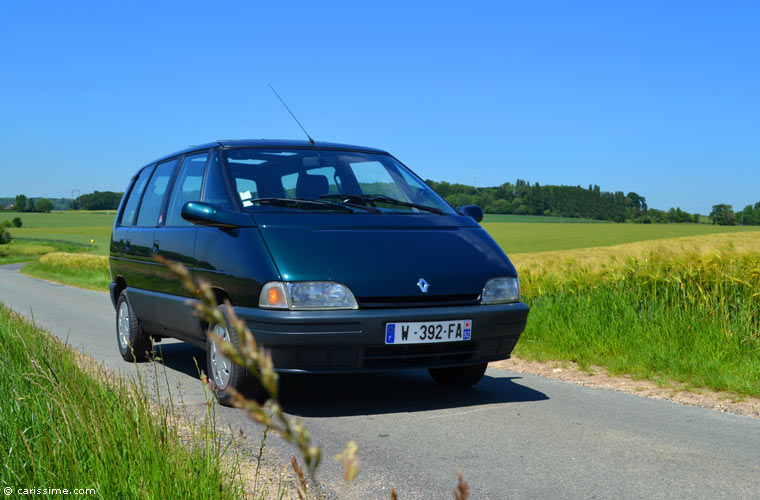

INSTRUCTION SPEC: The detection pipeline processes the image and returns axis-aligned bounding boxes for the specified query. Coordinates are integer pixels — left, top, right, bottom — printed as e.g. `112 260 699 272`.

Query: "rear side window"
120 165 155 226
165 153 208 226
136 158 179 227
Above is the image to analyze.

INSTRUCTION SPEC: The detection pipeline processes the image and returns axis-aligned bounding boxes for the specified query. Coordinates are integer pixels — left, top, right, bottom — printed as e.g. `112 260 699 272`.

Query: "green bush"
12 217 22 228
0 220 10 228
0 228 11 245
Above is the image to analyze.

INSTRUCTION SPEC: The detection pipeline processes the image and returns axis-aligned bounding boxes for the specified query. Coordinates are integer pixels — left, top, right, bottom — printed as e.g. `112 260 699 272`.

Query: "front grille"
357 293 480 309
363 341 480 368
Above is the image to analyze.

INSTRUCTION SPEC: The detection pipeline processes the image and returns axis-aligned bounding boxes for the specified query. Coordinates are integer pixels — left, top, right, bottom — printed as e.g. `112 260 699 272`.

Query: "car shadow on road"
153 341 206 379
278 369 549 417
153 343 549 417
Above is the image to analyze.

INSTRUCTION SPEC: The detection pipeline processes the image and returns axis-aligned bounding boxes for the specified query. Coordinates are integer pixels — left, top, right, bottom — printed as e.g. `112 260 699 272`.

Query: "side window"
165 152 208 226
203 150 234 209
136 158 178 227
120 165 155 226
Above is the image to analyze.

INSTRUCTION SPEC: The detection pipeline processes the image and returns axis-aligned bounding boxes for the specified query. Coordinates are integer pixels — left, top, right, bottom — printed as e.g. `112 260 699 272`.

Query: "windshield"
223 148 456 215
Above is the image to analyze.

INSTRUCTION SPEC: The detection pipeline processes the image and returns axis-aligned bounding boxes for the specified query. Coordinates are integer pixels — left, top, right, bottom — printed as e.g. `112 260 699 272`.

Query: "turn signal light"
268 287 284 306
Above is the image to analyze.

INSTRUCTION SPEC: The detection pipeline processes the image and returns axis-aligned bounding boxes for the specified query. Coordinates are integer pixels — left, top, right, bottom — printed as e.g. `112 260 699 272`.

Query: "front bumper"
233 302 529 373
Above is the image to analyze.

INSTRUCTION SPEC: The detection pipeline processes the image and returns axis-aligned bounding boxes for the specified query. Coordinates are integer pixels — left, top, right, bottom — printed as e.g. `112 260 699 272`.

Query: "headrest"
295 174 329 199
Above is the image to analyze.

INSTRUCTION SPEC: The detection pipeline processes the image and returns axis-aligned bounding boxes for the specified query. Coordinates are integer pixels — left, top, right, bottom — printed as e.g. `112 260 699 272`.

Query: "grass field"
483 221 758 254
0 304 248 499
4 211 115 256
482 214 610 223
22 252 111 291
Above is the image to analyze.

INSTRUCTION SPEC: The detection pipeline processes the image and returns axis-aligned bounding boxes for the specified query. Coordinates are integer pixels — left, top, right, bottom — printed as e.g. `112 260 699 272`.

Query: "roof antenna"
268 83 314 145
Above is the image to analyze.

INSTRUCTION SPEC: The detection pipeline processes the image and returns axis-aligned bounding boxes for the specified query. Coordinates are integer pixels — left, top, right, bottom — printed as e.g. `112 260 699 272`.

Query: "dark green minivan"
110 140 529 405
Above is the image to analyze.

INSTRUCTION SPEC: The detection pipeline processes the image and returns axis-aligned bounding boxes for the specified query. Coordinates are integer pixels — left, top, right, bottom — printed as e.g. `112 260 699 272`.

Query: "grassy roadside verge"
0 303 246 499
513 231 760 398
20 252 111 291
0 242 56 265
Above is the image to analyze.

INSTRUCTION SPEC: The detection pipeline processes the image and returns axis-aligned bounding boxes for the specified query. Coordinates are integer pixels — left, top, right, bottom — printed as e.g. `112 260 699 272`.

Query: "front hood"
253 213 516 299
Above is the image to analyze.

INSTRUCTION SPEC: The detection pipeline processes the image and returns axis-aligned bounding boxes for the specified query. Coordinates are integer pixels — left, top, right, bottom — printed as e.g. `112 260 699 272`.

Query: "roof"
148 139 390 166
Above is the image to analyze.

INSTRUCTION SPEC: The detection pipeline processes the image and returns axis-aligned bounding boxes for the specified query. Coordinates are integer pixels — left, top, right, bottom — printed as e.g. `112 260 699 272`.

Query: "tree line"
72 191 123 210
710 203 760 226
425 179 760 225
1 192 123 212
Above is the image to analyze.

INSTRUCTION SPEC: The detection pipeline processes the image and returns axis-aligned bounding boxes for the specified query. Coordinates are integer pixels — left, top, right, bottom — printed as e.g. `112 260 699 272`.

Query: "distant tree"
737 204 760 226
646 208 667 223
709 204 735 226
15 194 27 212
25 198 36 212
74 191 124 210
625 192 647 221
36 198 53 213
666 207 694 223
12 217 22 228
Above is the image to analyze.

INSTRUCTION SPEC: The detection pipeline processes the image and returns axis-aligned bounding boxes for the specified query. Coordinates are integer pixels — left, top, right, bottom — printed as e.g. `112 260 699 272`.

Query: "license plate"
384 320 472 345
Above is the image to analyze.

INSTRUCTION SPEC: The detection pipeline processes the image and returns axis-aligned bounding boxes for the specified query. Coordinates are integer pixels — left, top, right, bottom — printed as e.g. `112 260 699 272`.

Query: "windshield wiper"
319 193 442 214
310 194 381 213
248 197 354 212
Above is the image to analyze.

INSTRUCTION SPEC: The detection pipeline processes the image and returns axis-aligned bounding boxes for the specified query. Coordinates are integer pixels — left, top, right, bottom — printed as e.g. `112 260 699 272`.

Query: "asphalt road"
2 263 759 499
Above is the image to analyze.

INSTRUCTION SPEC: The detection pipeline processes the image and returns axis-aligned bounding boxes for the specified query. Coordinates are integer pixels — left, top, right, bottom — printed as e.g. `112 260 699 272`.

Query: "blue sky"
1 1 758 214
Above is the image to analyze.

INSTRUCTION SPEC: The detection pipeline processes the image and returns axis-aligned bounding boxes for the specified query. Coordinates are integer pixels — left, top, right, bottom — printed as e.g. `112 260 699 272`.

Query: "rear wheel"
116 291 152 362
206 304 267 407
428 362 488 387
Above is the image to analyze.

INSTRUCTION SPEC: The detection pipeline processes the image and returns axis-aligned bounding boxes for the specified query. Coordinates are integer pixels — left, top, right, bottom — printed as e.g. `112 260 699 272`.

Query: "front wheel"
206 305 267 407
116 291 152 362
428 362 488 387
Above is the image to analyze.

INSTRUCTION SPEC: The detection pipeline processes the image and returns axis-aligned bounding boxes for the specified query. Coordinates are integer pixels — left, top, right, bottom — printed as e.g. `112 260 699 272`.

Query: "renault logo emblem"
417 278 429 293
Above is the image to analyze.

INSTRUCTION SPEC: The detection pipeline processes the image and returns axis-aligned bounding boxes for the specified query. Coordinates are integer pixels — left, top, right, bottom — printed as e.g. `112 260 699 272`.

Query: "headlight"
481 277 520 304
259 281 358 310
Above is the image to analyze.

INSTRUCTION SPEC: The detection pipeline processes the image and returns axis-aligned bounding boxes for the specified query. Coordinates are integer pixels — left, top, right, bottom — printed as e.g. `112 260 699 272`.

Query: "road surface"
1 263 759 499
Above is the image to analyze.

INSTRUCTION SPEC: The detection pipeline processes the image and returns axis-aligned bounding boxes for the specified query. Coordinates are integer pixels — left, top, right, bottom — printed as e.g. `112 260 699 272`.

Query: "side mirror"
181 202 255 228
456 205 484 223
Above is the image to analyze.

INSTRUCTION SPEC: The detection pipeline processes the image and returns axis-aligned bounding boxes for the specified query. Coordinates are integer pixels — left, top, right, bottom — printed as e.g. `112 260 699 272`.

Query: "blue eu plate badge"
385 324 396 344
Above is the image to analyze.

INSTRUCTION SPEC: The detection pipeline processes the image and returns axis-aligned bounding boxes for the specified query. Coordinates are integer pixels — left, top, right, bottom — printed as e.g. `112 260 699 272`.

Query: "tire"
206 304 267 407
116 291 152 362
428 362 488 387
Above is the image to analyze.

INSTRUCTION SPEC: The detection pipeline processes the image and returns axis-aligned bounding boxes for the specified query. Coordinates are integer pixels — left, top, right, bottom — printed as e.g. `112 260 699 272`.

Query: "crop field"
483 221 758 254
513 231 760 397
482 214 610 224
4 211 115 256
